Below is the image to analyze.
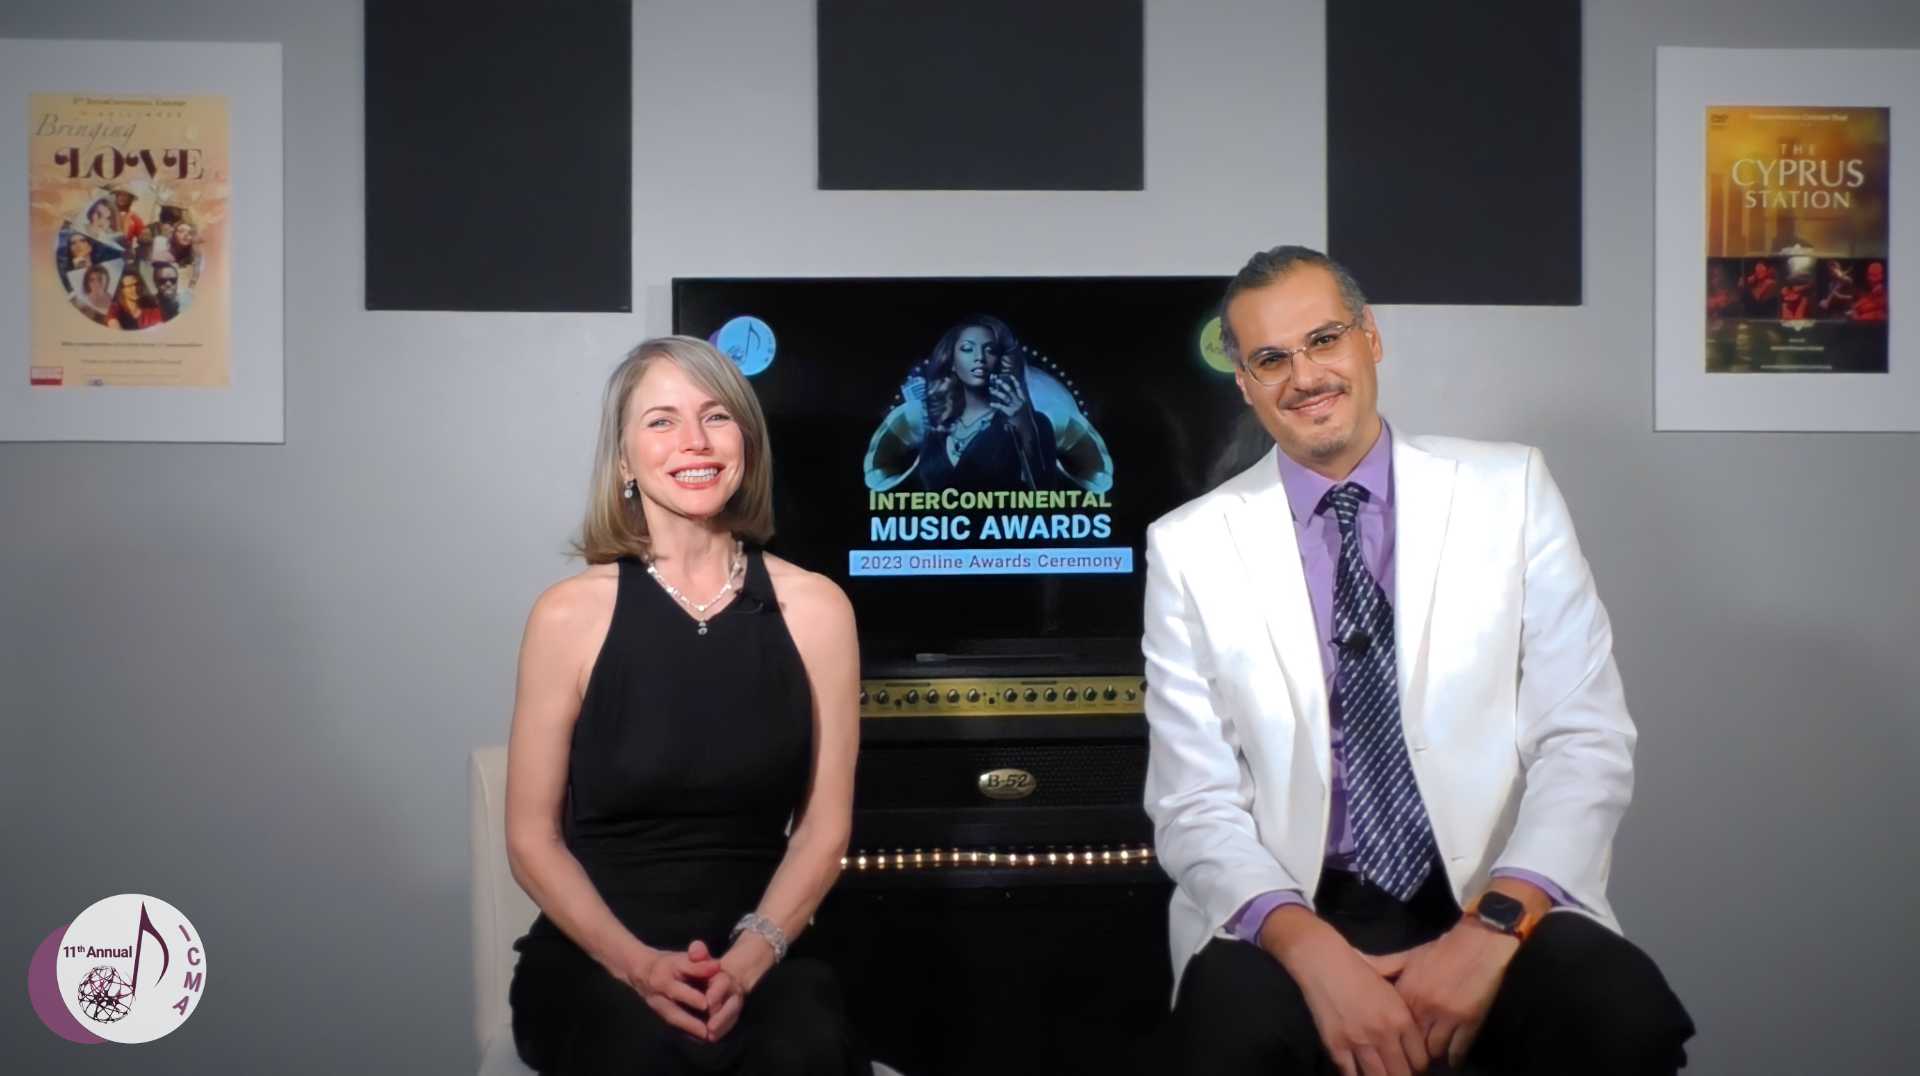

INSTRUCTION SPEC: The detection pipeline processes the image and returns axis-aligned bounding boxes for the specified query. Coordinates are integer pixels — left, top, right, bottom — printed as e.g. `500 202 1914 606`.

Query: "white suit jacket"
1142 432 1634 993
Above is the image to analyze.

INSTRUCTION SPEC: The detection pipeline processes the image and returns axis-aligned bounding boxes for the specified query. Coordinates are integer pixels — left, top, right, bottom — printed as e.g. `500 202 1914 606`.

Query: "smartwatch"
1465 891 1540 941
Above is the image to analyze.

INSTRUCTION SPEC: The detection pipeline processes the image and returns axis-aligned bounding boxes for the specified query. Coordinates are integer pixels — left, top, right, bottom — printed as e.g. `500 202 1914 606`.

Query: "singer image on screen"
1142 247 1694 1076
504 336 866 1075
862 314 1113 493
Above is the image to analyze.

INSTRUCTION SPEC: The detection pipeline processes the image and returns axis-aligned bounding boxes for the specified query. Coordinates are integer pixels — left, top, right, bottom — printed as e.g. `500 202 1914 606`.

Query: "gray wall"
3 1 1915 1072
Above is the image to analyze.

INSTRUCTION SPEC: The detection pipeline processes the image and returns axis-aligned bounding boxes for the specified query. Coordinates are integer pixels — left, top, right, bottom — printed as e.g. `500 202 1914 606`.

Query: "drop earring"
623 479 637 500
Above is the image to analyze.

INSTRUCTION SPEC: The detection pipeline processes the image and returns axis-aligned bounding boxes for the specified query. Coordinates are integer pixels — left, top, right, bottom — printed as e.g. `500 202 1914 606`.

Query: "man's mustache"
1283 384 1347 409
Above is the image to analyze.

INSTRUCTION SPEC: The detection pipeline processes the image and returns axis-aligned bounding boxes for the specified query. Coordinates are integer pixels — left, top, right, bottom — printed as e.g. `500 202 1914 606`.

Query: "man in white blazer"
1144 247 1692 1076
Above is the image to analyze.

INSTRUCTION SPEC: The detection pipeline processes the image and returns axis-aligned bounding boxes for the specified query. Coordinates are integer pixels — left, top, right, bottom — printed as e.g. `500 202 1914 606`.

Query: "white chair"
469 746 904 1076
472 745 540 1076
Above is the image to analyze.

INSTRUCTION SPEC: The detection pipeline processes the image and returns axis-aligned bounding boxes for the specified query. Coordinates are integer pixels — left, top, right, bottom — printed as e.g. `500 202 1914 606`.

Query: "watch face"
1477 892 1525 931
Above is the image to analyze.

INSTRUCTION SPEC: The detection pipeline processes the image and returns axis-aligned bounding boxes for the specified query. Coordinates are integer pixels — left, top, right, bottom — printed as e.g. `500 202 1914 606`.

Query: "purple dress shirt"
1230 424 1572 943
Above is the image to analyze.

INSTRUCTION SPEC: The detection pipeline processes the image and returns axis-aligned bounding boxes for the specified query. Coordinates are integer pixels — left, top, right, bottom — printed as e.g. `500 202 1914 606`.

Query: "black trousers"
1165 869 1694 1076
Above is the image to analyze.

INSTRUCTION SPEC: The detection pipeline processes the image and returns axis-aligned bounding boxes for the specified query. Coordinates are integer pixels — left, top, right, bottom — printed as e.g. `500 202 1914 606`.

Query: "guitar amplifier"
844 673 1159 882
811 671 1175 1075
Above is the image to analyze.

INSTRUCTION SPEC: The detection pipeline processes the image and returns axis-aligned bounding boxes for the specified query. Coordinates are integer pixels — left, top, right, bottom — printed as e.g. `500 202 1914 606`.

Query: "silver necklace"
643 540 745 635
947 409 994 462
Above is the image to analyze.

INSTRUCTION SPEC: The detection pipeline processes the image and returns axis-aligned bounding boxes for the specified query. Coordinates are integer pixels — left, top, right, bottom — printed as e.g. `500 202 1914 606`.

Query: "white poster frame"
0 38 283 443
1654 47 1916 432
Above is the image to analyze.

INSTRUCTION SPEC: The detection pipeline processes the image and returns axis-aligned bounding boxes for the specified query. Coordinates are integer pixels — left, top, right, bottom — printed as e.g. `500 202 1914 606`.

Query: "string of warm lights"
840 845 1156 871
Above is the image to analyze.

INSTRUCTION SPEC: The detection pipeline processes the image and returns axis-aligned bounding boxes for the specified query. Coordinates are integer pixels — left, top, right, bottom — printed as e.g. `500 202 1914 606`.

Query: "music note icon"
715 315 776 377
129 902 170 998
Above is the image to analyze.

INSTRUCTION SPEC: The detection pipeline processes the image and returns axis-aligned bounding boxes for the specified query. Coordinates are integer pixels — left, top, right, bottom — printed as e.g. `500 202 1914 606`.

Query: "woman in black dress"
910 315 1061 492
505 335 863 1075
861 315 1116 494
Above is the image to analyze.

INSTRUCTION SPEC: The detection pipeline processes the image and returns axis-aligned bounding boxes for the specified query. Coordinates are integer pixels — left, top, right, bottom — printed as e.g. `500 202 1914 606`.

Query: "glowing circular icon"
713 316 776 377
33 893 208 1044
1198 316 1235 374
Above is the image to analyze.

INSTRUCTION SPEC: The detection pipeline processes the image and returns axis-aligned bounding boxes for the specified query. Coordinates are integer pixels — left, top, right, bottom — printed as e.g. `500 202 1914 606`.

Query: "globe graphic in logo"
75 966 135 1023
1198 316 1235 374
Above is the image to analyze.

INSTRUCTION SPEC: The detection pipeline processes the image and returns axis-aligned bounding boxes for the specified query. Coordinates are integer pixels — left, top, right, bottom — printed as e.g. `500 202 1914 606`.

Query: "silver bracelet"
730 912 789 962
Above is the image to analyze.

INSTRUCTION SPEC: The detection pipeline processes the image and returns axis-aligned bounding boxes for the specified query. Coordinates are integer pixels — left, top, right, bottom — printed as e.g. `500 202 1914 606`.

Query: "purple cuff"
1229 889 1309 943
1230 871 1576 945
1489 868 1581 910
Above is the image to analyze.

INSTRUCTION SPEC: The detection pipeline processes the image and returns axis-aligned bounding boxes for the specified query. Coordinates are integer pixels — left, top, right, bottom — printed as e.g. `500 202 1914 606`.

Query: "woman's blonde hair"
573 335 775 564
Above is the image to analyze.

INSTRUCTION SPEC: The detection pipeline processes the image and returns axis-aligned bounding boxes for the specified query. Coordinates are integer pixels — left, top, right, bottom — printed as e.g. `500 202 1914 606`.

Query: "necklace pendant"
644 539 744 637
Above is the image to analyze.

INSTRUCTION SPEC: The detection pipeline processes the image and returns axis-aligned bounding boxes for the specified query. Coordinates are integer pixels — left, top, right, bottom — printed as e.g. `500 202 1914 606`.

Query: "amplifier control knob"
1124 688 1137 701
1084 685 1098 699
1063 687 1078 701
925 691 938 706
1004 688 1018 702
1043 688 1058 702
1103 687 1117 701
1024 688 1038 702
859 689 869 704
948 689 961 702
875 690 890 705
905 689 919 704
967 689 981 702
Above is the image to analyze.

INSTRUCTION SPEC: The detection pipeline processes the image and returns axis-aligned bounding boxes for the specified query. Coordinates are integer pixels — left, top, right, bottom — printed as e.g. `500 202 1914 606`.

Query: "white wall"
2 1 1915 1072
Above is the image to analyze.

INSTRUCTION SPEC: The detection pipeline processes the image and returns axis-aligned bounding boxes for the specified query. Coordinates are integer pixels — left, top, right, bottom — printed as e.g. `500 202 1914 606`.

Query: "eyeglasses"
1239 317 1368 386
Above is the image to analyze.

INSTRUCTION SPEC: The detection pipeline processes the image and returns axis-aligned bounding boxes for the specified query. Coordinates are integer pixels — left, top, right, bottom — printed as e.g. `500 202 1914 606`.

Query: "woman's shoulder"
526 562 621 636
761 552 847 602
760 552 854 632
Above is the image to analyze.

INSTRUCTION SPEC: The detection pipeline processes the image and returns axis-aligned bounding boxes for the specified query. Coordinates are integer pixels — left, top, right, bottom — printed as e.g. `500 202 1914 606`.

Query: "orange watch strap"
1464 893 1544 941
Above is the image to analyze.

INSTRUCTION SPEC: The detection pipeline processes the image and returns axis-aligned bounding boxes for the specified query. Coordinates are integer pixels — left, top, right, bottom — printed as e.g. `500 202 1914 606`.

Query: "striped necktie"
1325 482 1438 901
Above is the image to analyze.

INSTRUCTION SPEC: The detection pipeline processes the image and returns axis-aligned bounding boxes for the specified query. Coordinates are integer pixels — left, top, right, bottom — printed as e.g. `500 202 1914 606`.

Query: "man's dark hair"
1218 246 1369 363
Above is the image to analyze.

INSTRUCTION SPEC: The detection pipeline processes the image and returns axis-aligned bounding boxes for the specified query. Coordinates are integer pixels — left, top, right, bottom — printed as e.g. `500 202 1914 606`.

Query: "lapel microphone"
1336 629 1372 656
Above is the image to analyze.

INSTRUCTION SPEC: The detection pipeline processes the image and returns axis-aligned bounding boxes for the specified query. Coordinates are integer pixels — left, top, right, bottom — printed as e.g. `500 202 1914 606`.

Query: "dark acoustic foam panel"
1327 0 1582 305
365 0 631 311
818 0 1144 191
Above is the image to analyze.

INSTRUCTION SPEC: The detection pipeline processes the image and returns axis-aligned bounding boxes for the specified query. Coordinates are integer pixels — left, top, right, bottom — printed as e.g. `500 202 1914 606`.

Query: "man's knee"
1501 914 1694 1071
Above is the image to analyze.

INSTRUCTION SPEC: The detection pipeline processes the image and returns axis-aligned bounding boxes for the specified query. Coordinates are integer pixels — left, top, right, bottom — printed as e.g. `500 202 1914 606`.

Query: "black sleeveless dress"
915 410 1062 491
509 548 861 1075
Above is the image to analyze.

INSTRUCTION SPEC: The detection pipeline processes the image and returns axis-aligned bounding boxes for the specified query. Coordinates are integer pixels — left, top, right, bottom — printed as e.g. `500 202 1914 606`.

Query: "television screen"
672 277 1259 667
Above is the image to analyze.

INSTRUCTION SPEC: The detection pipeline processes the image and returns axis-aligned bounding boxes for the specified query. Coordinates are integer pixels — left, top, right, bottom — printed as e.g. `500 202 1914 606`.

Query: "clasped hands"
1268 908 1520 1076
619 937 773 1043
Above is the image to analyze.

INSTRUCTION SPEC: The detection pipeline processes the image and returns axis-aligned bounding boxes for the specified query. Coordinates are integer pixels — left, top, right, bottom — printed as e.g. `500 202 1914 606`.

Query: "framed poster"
1655 47 1916 432
0 39 282 443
